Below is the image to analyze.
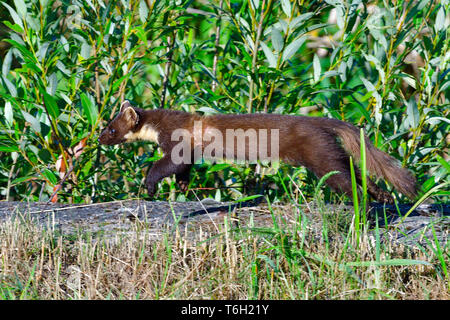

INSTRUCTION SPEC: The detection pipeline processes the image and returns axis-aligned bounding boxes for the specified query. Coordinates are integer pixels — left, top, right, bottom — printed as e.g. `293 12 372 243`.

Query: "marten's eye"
110 128 116 134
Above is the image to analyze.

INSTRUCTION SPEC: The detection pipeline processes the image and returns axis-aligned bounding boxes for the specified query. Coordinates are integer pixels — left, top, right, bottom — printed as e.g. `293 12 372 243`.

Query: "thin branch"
160 34 176 108
247 0 266 113
94 43 101 105
47 164 74 204
6 160 17 201
212 0 224 92
186 7 217 17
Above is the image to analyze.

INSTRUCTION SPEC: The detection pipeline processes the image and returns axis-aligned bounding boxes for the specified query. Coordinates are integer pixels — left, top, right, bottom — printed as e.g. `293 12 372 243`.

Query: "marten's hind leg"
346 163 394 203
293 132 394 203
365 177 394 203
298 142 356 200
315 160 355 200
298 143 393 203
309 160 393 203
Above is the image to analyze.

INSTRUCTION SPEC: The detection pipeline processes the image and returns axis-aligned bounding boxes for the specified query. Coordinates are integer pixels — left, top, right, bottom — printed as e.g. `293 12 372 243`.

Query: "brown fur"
98 101 418 202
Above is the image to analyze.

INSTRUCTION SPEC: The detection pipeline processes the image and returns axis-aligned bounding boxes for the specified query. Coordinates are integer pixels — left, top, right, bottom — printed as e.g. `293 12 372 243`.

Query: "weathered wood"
0 201 448 248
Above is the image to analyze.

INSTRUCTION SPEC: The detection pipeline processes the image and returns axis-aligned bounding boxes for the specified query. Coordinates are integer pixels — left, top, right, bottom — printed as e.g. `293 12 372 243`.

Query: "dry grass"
0 205 448 300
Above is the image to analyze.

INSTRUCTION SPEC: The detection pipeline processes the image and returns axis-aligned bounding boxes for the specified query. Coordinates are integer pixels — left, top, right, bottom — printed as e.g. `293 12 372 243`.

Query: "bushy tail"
332 120 418 199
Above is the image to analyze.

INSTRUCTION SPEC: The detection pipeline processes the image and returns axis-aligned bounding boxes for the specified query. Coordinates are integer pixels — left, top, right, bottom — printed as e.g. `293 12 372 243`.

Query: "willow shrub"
0 0 448 203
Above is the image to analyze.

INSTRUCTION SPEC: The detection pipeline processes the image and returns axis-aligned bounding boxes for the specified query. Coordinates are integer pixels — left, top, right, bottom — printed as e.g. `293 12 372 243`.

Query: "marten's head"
98 101 140 145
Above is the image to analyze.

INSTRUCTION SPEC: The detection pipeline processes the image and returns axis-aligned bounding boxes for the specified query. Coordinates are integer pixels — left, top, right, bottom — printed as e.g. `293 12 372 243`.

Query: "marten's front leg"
175 165 192 193
145 156 191 197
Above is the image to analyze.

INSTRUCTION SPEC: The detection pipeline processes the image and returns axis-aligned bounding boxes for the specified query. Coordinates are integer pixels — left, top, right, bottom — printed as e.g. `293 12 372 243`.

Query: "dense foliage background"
0 0 448 204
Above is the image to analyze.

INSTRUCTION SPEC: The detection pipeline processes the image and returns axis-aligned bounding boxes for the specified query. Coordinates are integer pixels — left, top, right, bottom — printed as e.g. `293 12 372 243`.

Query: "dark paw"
377 191 394 204
147 184 156 197
178 180 189 192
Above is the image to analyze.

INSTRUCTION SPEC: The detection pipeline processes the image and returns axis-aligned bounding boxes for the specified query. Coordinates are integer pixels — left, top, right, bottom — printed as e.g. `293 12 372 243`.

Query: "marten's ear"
122 105 139 126
120 100 133 113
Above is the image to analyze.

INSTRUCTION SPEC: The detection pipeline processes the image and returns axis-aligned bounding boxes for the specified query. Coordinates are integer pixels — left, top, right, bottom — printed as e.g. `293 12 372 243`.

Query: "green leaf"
346 259 431 267
43 92 60 119
322 70 340 78
434 6 445 32
13 0 27 18
338 61 346 82
42 169 58 185
436 154 450 174
3 39 37 64
2 20 24 33
349 156 360 233
271 27 283 52
197 107 219 115
425 117 450 125
257 254 279 272
260 41 277 68
4 101 13 126
135 25 148 45
290 12 314 30
405 98 419 129
139 0 148 23
80 42 91 59
351 96 373 123
21 110 41 132
234 194 263 203
112 72 133 92
282 36 306 62
2 75 17 97
2 48 12 77
336 5 345 29
12 176 35 185
360 77 382 124
315 170 340 195
360 77 376 93
81 159 93 176
81 93 98 126
0 144 19 152
313 54 321 83
362 53 385 84
249 0 260 10
207 163 231 173
280 0 291 17
38 149 51 163
400 73 416 89
1 1 23 29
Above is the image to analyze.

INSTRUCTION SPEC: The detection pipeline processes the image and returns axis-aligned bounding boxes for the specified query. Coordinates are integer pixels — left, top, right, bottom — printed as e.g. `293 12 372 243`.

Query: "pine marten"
98 101 418 203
